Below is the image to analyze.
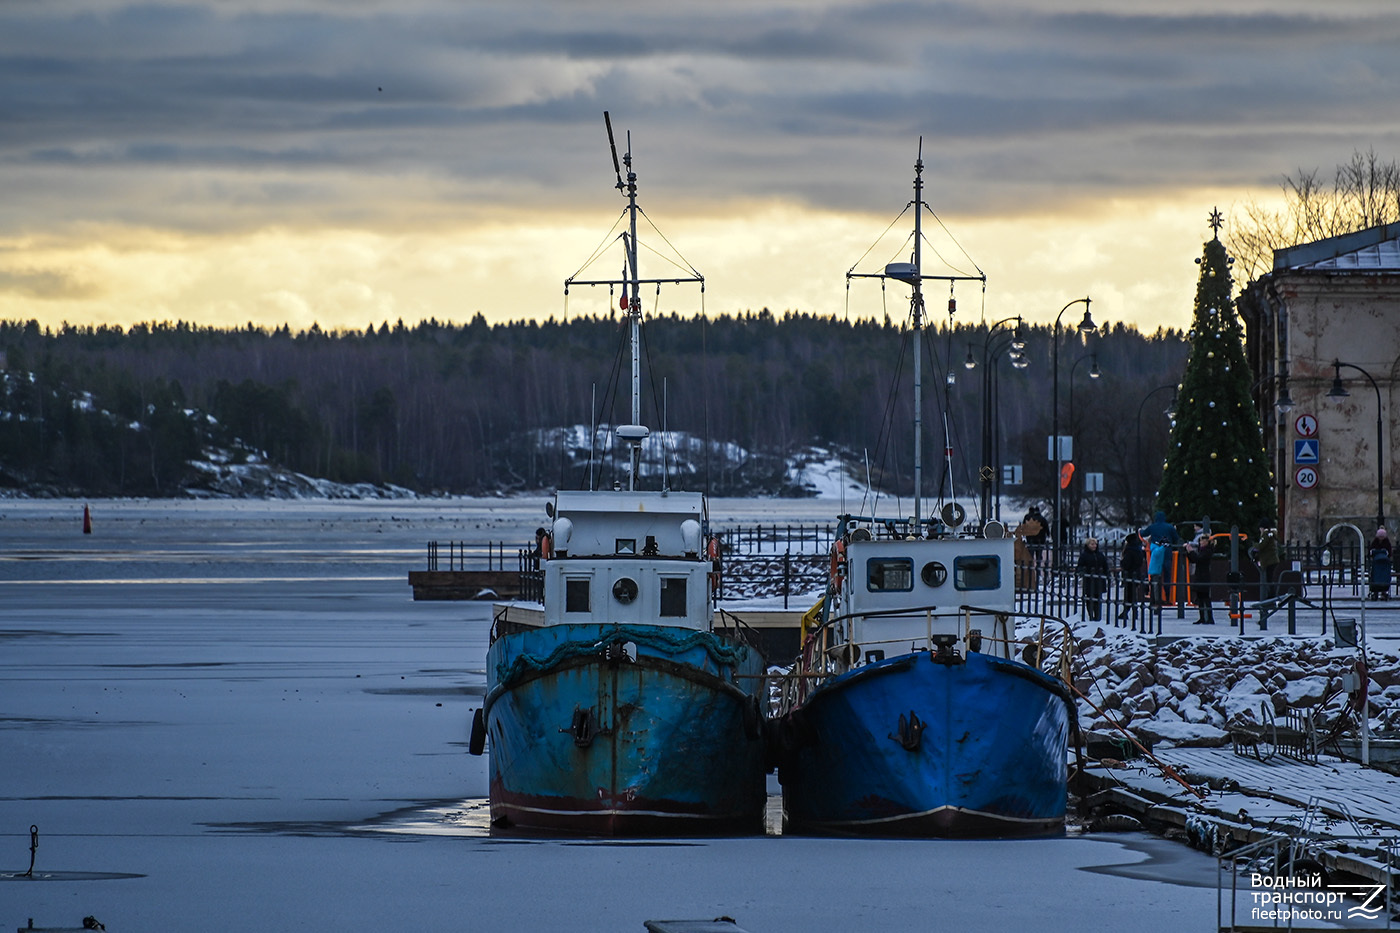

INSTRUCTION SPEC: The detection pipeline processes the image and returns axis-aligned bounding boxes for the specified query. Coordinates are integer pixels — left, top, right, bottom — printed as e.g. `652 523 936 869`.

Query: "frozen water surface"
0 500 1224 931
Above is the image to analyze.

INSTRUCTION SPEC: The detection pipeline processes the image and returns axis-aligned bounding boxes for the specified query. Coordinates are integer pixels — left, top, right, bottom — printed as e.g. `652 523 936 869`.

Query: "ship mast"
847 140 984 534
564 112 704 492
910 147 925 529
620 130 644 488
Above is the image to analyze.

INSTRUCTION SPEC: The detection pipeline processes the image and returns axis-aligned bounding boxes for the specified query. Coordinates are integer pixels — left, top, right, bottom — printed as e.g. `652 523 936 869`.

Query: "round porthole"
921 561 948 587
612 577 639 605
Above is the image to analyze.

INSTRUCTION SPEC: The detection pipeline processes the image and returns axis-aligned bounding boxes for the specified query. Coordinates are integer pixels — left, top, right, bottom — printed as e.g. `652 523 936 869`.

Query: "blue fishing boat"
772 147 1074 838
471 115 767 835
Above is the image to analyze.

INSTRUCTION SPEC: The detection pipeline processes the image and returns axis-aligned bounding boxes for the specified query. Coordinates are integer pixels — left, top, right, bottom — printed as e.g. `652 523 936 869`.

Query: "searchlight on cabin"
680 519 701 556
552 517 574 556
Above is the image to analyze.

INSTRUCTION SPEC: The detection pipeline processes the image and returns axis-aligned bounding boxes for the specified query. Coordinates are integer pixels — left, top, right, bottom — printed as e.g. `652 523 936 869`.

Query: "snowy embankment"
1069 628 1400 750
186 448 418 499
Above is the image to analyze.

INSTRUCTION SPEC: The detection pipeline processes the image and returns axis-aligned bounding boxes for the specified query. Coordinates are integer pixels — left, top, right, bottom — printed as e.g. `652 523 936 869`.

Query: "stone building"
1238 221 1400 543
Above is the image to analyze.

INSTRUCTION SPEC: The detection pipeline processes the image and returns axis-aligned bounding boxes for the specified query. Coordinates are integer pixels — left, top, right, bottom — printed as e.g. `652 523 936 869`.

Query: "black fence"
709 525 1385 629
479 523 1386 629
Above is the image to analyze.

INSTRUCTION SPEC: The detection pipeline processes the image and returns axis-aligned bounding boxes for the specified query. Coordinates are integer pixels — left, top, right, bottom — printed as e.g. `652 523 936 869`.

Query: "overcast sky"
3 0 1399 332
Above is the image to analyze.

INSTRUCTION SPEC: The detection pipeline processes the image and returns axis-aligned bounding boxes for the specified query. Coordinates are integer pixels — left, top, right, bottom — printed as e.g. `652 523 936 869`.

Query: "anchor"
890 711 926 751
562 705 602 748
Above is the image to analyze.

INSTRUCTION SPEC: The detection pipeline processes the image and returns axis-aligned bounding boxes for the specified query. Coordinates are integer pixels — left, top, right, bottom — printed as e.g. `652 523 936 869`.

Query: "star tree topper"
1208 207 1224 238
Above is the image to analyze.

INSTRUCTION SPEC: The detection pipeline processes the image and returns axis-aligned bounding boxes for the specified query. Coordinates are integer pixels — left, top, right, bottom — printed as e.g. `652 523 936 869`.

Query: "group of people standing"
1029 505 1394 621
1071 511 1288 624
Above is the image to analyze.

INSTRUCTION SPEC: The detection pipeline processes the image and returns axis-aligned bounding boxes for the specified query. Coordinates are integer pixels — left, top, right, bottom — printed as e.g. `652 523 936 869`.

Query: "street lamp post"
1327 360 1387 529
991 342 1029 522
1067 352 1102 530
1252 367 1294 533
1066 353 1102 445
966 316 1027 525
1135 383 1178 525
1052 297 1095 554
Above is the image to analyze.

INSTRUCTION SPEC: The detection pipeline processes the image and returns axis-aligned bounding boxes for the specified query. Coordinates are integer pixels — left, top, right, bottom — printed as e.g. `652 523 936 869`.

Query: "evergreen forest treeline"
0 312 1190 521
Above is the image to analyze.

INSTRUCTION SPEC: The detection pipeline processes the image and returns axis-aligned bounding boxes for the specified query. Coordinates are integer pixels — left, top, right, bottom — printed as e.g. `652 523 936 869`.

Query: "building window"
659 577 687 617
954 556 1001 591
867 558 914 592
565 579 590 613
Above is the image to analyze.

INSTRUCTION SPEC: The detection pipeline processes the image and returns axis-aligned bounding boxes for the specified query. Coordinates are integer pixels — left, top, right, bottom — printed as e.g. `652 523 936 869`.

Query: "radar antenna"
604 111 624 191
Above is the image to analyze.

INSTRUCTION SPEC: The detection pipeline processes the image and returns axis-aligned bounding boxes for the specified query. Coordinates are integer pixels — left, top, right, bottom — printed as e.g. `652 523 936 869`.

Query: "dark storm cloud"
0 267 102 300
3 1 1400 228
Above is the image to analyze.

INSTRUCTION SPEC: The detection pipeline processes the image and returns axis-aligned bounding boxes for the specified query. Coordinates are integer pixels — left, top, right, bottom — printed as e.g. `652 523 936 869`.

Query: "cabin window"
659 577 687 617
615 538 636 555
565 579 591 613
954 555 1001 591
866 558 914 592
921 561 948 587
612 577 639 605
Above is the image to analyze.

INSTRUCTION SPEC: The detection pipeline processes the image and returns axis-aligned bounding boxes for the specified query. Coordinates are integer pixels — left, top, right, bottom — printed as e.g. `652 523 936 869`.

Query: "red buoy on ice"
83 504 92 535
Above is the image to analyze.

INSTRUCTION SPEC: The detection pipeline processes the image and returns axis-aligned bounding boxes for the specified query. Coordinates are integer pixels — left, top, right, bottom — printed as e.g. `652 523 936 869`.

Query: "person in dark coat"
1117 531 1146 620
1024 505 1050 570
1076 537 1110 622
1186 528 1215 623
1370 527 1393 600
1251 524 1280 601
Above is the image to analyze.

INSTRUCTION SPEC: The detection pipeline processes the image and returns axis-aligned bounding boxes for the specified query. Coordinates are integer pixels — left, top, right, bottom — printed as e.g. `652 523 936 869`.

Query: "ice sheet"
1 500 1228 931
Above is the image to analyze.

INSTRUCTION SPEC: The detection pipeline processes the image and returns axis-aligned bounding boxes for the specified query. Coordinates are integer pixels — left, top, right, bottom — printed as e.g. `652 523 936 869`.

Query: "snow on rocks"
1221 673 1269 723
1070 627 1400 752
186 450 418 500
1281 676 1329 709
1134 719 1230 749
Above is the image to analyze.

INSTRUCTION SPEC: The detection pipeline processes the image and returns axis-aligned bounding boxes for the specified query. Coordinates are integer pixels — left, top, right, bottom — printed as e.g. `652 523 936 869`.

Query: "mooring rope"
494 626 750 689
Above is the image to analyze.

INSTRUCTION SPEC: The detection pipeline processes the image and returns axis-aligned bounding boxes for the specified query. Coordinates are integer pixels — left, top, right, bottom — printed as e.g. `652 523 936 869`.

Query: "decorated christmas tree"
1155 210 1276 531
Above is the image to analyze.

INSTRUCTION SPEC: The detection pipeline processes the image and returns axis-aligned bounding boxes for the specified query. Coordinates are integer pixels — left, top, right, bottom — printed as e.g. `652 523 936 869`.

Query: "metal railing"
482 525 1387 625
425 540 514 571
1218 830 1396 931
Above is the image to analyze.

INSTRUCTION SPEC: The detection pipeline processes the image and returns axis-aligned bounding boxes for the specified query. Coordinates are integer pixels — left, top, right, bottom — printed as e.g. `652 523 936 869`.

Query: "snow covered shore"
1070 625 1400 756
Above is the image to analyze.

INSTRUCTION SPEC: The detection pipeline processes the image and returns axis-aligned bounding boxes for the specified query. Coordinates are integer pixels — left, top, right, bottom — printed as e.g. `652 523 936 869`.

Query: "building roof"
1273 220 1400 273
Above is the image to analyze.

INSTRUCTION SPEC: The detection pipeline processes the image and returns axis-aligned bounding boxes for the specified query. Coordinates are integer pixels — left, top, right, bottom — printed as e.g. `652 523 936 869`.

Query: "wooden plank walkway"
1159 747 1400 830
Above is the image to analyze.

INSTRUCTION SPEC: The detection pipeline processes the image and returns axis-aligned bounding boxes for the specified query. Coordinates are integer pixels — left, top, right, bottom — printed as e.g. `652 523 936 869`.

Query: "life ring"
707 536 722 562
830 539 847 588
540 534 552 560
1352 657 1370 714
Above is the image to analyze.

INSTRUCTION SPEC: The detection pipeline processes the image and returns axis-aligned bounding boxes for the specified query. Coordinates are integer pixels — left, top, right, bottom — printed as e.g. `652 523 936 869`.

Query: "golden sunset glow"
2 2 1398 334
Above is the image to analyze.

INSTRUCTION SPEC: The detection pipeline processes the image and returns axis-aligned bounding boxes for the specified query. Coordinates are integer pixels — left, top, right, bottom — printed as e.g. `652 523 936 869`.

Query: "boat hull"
485 622 767 835
777 649 1069 837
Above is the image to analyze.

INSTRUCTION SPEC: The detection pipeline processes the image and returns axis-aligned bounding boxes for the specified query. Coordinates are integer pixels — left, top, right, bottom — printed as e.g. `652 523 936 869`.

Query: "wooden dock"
408 570 523 601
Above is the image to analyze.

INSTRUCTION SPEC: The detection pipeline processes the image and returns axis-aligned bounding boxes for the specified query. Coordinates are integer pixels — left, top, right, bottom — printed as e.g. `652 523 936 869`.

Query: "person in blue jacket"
1142 510 1182 607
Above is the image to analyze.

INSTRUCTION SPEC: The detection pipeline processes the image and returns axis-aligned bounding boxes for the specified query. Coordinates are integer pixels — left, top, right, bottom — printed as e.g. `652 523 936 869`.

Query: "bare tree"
1229 148 1400 281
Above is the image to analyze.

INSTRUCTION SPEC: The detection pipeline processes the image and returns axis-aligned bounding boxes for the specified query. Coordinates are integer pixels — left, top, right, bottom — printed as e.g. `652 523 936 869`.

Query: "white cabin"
833 534 1016 661
542 489 711 629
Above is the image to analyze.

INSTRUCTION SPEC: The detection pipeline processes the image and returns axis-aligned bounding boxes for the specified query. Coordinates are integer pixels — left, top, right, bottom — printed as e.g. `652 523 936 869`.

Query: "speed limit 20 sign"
1295 466 1319 489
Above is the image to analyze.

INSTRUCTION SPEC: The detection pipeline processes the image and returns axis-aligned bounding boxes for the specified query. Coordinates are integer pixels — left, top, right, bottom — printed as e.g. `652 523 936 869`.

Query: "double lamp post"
1051 298 1096 549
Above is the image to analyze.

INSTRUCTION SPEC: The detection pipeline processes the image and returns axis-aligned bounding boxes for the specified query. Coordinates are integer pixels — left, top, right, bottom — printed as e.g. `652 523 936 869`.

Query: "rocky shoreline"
1070 626 1400 752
